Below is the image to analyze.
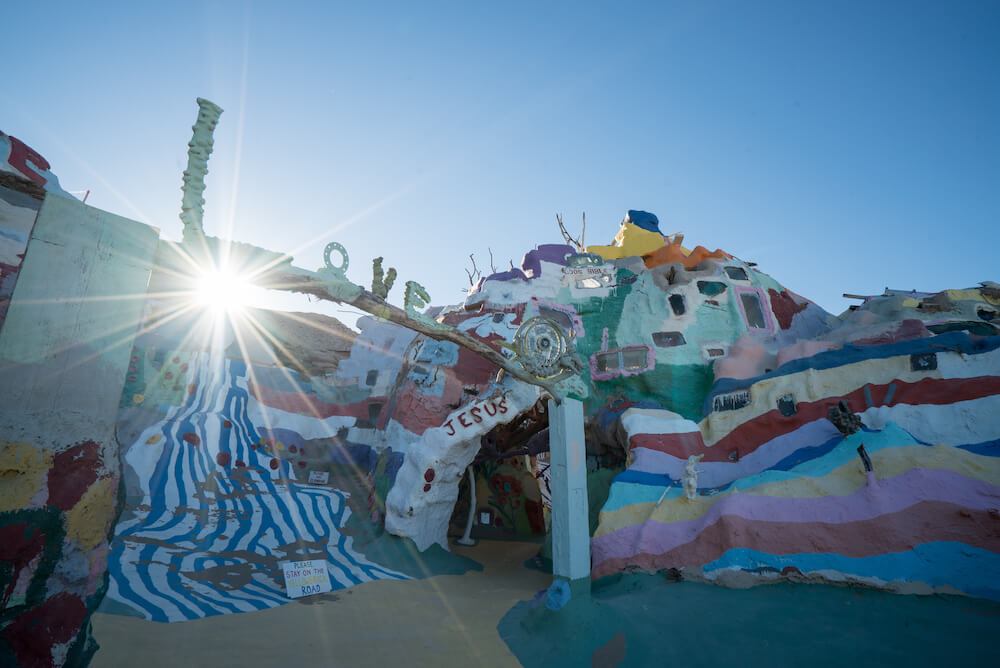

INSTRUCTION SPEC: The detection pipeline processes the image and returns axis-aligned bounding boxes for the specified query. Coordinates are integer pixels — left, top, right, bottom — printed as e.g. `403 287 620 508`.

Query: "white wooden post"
547 397 590 585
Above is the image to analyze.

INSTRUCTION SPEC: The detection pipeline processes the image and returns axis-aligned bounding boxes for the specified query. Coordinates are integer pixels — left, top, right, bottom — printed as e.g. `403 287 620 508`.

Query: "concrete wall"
0 175 43 331
0 193 158 666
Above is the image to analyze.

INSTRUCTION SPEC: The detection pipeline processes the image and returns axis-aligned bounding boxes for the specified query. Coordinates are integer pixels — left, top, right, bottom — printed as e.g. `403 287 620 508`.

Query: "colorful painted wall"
0 191 159 666
592 287 1000 599
383 212 838 551
377 210 999 602
4 164 998 668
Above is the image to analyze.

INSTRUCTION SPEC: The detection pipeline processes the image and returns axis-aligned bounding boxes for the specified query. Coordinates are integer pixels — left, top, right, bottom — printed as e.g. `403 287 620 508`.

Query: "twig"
465 253 481 287
556 213 586 251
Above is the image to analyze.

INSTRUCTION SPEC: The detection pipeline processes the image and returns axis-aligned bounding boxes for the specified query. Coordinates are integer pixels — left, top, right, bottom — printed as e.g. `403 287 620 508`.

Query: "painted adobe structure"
1 135 159 666
2 121 999 665
107 206 999 610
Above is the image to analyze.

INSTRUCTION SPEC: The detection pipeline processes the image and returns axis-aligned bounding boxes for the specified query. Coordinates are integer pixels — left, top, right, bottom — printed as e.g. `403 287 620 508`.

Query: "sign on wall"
308 470 329 484
281 560 332 598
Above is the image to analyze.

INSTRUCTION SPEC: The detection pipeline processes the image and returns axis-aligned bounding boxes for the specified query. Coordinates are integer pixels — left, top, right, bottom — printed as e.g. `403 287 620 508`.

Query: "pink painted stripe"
591 501 1000 578
592 468 999 567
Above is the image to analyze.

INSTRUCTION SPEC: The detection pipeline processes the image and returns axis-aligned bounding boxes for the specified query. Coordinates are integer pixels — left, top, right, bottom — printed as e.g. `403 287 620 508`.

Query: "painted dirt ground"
90 538 1000 668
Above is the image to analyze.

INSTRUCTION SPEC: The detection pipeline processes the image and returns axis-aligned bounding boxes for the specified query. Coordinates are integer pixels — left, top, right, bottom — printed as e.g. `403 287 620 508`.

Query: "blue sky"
3 1 998 324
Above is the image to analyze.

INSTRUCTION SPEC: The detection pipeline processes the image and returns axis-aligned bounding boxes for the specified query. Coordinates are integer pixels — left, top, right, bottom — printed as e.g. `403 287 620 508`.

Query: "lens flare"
195 268 253 313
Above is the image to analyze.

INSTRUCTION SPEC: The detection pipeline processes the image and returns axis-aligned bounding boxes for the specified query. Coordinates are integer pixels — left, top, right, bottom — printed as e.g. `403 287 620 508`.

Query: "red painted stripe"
593 500 1000 578
629 431 706 458
708 375 1000 458
248 382 376 420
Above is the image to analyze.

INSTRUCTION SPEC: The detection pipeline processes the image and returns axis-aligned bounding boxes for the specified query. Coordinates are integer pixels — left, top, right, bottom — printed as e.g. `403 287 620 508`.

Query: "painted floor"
91 540 549 668
92 538 1000 668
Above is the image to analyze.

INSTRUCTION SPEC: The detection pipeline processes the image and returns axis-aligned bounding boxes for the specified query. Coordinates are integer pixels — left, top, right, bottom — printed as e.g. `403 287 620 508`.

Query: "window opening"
697 281 727 297
740 292 767 329
777 394 796 417
621 348 648 370
576 276 611 289
668 294 686 316
927 321 997 336
365 370 378 386
652 331 686 347
910 353 937 371
595 352 620 374
591 345 653 379
724 266 749 281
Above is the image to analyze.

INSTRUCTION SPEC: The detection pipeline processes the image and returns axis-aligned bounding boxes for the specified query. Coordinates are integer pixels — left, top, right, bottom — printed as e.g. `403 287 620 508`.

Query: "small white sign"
308 471 329 484
281 559 332 599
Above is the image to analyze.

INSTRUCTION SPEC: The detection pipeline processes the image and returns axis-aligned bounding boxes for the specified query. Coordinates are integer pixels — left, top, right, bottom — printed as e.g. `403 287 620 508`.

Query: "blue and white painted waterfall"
105 354 406 622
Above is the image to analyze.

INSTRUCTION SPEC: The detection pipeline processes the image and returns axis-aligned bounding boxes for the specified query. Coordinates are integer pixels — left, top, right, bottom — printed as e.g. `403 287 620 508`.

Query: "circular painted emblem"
514 317 570 379
323 242 349 274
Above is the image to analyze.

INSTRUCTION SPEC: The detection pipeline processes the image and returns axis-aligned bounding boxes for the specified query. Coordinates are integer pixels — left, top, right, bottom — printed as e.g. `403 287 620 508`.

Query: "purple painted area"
592 468 1000 565
482 268 528 285
474 244 576 290
852 319 933 346
521 244 575 278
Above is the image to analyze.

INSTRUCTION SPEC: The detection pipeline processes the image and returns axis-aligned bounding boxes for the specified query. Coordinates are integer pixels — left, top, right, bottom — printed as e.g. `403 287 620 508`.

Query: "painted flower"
489 474 523 508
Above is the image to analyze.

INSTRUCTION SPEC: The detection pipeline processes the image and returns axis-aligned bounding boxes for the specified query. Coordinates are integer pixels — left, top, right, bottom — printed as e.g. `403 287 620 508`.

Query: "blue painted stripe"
959 438 1000 456
604 424 926 512
704 332 1000 414
701 542 1000 600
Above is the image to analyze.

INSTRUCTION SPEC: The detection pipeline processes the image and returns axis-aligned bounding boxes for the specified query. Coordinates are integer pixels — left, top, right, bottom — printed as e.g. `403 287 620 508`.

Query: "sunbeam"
194 267 254 314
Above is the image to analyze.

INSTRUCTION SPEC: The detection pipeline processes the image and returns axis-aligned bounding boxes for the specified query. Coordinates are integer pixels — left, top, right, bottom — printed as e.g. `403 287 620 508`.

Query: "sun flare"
194 268 254 314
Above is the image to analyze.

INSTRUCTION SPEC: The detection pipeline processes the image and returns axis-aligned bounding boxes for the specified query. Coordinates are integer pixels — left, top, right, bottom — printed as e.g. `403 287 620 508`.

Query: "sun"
194 267 254 314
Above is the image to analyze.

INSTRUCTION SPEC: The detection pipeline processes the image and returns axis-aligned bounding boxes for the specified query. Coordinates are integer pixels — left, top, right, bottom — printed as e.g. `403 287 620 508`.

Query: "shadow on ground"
499 573 1000 668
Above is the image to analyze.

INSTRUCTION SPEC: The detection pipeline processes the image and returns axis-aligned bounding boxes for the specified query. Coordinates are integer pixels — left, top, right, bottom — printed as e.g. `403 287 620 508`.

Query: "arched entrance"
448 399 552 541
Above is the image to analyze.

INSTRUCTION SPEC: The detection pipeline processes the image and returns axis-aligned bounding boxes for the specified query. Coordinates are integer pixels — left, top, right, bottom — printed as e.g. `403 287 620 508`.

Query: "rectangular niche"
652 331 686 347
697 281 727 297
668 294 686 315
724 266 749 281
910 352 938 371
594 351 620 374
712 389 751 412
621 348 649 370
356 401 384 428
576 276 611 289
702 344 728 360
735 286 774 332
591 345 654 380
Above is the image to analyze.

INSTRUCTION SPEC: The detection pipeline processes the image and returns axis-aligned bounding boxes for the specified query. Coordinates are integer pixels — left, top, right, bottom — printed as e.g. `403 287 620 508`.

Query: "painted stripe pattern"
106 355 406 622
593 338 1000 599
